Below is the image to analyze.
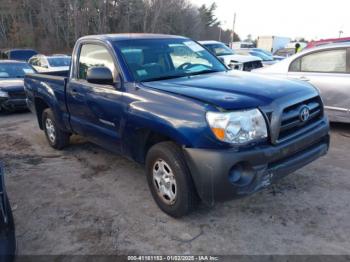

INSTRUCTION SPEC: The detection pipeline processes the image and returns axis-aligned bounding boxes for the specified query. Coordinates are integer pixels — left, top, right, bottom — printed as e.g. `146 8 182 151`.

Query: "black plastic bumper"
183 118 330 205
0 98 27 112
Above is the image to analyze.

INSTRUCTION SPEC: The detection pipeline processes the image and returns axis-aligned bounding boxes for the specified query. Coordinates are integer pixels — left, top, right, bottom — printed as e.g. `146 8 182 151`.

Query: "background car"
0 60 35 112
0 163 16 261
0 49 38 62
306 37 350 49
274 48 296 58
251 48 285 61
28 54 71 72
199 41 263 71
231 41 255 49
236 48 278 66
254 43 350 123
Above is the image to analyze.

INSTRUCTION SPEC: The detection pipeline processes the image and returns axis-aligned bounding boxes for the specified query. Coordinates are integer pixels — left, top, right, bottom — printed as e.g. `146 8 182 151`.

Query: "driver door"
67 43 124 152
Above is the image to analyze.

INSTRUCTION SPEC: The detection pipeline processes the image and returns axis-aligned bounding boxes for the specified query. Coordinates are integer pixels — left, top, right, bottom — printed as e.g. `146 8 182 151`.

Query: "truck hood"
220 54 262 63
142 71 317 110
0 79 24 92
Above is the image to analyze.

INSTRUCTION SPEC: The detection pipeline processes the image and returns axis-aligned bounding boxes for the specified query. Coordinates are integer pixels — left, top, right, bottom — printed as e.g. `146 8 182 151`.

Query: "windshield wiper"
186 69 221 76
142 69 221 82
143 74 187 82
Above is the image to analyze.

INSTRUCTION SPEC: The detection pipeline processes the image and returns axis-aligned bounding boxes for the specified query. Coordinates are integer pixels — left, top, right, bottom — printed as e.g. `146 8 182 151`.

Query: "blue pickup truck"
24 34 330 217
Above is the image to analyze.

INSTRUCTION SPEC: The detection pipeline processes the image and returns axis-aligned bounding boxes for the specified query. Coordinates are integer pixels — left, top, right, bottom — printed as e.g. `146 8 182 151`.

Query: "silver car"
254 43 350 123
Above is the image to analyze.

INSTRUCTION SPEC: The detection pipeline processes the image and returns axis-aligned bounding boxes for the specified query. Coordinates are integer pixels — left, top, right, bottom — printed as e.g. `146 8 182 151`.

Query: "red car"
306 37 350 49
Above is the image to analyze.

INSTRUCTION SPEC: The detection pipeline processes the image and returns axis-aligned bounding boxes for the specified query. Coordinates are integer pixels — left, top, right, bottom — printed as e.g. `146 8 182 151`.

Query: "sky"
191 0 349 41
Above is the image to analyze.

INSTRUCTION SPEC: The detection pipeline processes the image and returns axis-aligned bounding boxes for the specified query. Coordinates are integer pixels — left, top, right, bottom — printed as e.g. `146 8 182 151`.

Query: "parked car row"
0 49 71 113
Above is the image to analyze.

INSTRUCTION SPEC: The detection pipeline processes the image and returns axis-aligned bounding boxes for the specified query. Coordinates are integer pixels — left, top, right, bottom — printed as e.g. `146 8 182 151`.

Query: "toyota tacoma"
24 34 330 217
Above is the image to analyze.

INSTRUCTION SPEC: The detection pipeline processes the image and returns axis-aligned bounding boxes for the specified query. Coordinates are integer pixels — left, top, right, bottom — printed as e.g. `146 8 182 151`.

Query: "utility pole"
230 13 236 47
339 30 343 38
219 20 227 42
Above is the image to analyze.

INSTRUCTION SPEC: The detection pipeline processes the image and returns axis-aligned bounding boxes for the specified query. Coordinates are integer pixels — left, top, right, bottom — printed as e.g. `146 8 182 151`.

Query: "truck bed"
24 71 70 131
39 70 70 77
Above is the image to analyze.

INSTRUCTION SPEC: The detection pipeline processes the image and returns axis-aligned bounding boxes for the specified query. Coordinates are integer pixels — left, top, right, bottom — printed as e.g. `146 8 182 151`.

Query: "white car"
199 41 263 71
28 55 71 72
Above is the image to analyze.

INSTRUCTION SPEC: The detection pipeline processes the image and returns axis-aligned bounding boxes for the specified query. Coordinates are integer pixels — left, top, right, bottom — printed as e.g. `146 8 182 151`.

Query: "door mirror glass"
87 66 114 85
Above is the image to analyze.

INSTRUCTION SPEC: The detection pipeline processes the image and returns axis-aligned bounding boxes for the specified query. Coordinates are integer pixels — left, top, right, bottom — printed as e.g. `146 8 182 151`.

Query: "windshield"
253 48 273 57
250 51 274 61
47 57 71 67
115 39 227 82
0 63 35 78
203 43 234 56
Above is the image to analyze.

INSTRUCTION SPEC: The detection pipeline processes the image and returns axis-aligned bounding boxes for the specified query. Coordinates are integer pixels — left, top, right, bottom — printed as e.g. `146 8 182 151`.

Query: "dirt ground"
0 111 350 255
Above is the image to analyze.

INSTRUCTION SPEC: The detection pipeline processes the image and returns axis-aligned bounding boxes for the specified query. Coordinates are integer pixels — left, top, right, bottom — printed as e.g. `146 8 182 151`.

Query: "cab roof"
79 33 188 42
0 59 28 64
198 40 223 45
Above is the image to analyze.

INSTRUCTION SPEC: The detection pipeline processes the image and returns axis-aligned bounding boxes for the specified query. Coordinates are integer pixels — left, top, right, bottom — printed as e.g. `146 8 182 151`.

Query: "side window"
300 49 346 73
78 44 116 80
289 58 301 72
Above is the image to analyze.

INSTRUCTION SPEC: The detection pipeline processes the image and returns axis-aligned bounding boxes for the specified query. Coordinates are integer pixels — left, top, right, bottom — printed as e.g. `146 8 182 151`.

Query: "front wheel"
42 108 70 150
146 142 199 217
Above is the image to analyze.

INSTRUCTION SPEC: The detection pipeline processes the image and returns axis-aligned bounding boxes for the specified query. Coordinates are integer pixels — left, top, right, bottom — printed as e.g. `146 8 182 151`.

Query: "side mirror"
87 67 114 85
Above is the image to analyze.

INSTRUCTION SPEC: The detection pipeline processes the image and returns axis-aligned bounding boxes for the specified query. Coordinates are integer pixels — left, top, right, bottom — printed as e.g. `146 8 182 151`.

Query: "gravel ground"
0 111 350 255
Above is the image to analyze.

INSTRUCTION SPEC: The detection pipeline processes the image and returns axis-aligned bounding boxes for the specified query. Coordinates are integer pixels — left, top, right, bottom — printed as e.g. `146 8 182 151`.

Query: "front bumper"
183 118 330 205
0 98 27 112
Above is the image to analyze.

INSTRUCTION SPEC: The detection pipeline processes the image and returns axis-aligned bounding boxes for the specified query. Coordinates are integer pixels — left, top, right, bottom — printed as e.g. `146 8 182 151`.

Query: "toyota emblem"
300 106 310 122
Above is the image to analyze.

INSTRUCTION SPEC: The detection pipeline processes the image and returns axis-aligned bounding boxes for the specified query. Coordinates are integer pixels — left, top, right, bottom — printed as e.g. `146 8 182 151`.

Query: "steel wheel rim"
152 159 177 205
45 118 56 143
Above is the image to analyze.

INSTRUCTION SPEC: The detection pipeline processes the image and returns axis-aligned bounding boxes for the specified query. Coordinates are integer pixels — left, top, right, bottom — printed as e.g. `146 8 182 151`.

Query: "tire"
42 108 70 150
145 141 199 218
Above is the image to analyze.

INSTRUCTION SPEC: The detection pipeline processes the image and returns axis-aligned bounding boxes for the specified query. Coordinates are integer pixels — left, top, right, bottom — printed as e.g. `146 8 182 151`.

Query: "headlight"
206 109 268 144
229 61 243 71
0 90 9 98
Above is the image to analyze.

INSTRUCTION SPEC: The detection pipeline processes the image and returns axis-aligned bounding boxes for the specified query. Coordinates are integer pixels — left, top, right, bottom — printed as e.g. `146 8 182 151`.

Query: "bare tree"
0 0 237 53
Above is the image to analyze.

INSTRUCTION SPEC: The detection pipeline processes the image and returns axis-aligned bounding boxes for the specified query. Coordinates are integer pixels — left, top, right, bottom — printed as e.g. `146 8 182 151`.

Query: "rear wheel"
146 142 199 217
42 108 70 150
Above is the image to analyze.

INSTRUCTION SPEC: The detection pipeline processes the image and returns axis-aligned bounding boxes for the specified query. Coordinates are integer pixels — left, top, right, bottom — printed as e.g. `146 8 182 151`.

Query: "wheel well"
143 132 173 163
34 98 49 129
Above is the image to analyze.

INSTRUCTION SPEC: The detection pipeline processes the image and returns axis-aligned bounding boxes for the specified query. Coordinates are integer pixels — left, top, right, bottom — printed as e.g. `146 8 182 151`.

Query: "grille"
243 61 263 71
9 90 26 99
278 96 323 141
